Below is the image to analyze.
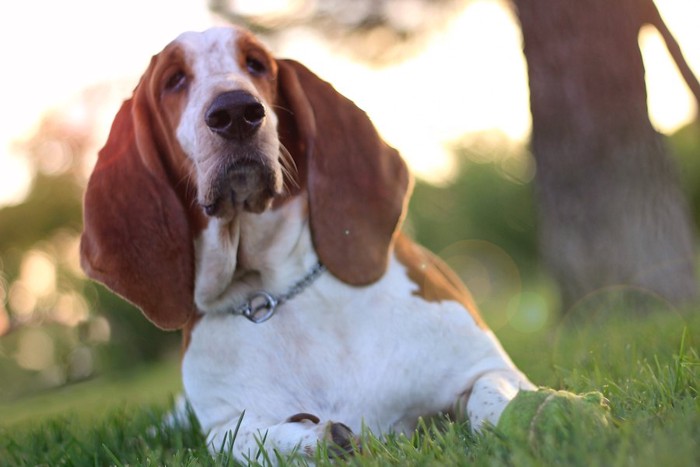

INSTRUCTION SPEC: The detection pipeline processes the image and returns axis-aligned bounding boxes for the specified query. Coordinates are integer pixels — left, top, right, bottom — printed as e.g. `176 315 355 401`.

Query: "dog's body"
184 196 531 455
81 27 534 460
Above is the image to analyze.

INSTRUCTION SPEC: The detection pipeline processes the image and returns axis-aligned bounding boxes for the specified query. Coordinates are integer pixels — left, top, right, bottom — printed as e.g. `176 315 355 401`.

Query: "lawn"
1 305 698 466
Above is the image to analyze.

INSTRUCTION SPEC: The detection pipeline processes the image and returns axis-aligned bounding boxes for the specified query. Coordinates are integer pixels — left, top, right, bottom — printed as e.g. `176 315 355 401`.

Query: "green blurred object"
497 388 612 450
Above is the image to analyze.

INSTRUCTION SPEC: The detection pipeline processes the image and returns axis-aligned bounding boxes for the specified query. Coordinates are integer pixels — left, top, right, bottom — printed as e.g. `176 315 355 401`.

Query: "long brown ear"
80 94 195 330
277 59 411 285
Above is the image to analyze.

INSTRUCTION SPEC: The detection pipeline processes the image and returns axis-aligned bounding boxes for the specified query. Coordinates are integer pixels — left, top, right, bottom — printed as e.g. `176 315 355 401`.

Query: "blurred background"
0 0 698 410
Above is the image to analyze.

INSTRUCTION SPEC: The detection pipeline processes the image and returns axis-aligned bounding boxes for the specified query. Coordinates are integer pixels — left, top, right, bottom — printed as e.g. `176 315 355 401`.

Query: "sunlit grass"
0 360 181 428
0 308 698 466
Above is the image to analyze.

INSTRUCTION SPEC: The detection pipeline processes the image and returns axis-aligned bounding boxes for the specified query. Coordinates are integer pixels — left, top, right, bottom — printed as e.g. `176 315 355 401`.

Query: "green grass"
0 308 698 466
0 361 182 427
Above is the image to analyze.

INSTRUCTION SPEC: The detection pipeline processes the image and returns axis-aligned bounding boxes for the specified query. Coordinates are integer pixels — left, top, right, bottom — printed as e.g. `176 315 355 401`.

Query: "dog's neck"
193 193 319 315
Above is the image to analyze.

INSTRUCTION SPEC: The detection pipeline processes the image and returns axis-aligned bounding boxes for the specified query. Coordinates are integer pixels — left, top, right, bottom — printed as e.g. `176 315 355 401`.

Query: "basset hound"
80 26 535 460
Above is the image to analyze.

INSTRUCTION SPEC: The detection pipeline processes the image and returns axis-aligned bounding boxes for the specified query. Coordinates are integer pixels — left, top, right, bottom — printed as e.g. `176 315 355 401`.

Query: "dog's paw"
324 421 358 458
286 413 358 458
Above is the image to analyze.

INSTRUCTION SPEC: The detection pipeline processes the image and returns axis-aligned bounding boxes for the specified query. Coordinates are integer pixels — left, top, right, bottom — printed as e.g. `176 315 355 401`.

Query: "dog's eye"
164 70 187 92
246 57 267 76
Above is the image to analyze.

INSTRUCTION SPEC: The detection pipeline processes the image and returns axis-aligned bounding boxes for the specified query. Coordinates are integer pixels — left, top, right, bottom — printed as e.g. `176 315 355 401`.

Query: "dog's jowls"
80 26 535 460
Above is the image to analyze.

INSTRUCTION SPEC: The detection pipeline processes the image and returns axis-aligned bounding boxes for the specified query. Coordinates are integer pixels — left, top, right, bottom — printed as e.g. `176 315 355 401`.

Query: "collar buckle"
242 291 278 323
231 262 326 324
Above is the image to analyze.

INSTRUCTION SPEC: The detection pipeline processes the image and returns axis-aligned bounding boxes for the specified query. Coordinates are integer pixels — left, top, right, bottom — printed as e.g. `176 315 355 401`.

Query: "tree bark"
512 0 697 309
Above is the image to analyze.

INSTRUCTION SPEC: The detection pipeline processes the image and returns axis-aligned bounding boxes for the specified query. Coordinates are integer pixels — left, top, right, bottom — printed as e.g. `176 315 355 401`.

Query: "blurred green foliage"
408 143 538 273
0 172 178 402
92 287 181 370
669 123 700 224
0 174 82 254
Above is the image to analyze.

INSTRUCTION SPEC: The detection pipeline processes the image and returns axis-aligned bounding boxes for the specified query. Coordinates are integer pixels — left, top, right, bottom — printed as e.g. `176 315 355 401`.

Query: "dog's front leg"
458 369 536 431
206 412 356 462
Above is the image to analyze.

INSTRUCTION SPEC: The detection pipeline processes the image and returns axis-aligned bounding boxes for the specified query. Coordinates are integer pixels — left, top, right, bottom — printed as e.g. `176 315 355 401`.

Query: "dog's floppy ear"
80 64 196 330
276 59 411 285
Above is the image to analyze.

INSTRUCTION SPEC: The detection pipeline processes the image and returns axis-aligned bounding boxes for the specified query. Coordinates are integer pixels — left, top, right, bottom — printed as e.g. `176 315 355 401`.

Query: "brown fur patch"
235 30 278 104
394 233 487 329
180 312 203 354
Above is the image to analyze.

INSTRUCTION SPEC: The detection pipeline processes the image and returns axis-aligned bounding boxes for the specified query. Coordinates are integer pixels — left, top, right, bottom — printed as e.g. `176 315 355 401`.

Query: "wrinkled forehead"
174 27 238 63
165 27 277 103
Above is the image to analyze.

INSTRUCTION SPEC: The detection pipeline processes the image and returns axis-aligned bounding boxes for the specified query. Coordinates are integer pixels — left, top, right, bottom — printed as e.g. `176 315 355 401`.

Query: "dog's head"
80 26 411 329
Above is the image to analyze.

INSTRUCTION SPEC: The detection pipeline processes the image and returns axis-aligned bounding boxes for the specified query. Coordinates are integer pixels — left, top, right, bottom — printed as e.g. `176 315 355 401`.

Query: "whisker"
173 161 199 209
279 143 300 192
272 104 294 116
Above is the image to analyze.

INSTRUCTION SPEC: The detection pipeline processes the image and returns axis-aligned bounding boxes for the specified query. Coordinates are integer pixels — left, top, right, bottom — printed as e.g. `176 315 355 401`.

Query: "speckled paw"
324 421 358 458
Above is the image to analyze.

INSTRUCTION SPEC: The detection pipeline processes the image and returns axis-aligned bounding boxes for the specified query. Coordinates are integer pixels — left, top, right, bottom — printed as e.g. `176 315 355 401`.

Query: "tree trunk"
512 0 697 310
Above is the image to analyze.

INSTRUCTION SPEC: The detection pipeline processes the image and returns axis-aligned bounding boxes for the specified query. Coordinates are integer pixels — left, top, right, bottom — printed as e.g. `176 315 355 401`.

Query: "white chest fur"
182 257 525 440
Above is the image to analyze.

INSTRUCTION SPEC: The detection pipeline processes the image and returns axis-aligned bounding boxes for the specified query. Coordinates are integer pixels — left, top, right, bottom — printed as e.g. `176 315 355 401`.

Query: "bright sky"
0 0 698 206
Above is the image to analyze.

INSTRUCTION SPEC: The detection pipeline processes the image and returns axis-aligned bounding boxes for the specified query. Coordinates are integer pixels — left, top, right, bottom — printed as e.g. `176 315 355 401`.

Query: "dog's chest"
183 262 497 434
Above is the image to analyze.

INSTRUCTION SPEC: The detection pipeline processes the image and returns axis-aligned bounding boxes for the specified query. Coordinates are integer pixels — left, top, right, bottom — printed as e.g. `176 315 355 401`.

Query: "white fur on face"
173 27 281 216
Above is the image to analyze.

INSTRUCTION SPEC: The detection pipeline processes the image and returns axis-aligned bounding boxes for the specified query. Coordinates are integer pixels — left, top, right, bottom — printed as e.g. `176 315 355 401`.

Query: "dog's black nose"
205 90 265 140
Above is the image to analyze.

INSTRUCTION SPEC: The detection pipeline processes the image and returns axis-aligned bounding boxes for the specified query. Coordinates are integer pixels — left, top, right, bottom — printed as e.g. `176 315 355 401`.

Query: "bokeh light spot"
14 328 55 371
440 239 521 329
507 291 549 333
20 250 57 298
9 282 37 318
53 293 89 327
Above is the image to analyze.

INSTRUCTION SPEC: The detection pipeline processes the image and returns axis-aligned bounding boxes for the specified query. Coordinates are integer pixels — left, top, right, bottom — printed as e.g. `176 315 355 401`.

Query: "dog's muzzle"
200 91 279 217
202 159 278 216
205 90 265 141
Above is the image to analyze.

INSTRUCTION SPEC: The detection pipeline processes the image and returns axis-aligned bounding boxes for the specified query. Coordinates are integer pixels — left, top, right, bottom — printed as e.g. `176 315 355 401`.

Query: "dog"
80 26 535 460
